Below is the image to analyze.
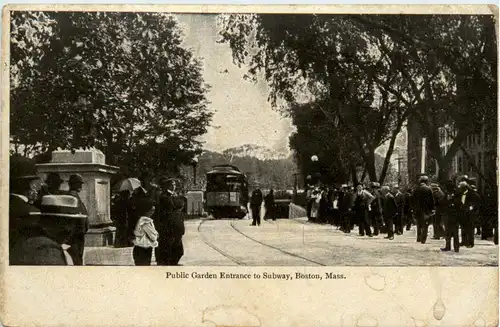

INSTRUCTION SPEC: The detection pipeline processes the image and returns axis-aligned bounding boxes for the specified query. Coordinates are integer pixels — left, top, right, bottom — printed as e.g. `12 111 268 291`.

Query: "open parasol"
115 178 141 193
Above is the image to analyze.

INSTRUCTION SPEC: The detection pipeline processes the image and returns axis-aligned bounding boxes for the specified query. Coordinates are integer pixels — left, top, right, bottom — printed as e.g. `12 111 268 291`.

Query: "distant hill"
223 144 289 161
180 145 296 190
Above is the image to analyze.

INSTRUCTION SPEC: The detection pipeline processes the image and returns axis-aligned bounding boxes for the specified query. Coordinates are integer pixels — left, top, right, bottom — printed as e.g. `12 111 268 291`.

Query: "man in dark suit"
250 189 263 226
339 185 352 233
369 182 383 235
457 179 481 248
431 183 445 239
393 185 405 235
412 175 435 244
353 183 375 237
155 177 185 265
441 181 460 252
9 154 42 263
404 188 413 231
381 186 397 240
66 174 89 265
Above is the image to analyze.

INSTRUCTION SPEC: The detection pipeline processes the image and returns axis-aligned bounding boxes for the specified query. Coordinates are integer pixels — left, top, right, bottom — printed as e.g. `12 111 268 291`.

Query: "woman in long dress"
264 189 275 221
310 188 321 222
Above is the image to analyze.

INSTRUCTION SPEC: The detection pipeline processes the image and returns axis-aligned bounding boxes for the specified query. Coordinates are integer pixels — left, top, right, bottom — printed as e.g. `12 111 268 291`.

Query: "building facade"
407 119 497 192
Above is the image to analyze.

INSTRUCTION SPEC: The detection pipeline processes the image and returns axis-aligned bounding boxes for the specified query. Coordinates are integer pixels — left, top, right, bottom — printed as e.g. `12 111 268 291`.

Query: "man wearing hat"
430 182 445 240
456 179 481 248
441 180 460 253
9 154 41 260
34 172 65 208
67 174 89 265
155 177 185 265
412 174 435 244
393 185 405 235
467 178 483 237
338 184 352 233
369 182 383 236
353 183 375 237
11 195 87 265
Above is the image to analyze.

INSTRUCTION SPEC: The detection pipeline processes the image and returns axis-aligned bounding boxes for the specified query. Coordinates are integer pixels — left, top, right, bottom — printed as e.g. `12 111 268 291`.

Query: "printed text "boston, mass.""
166 272 346 280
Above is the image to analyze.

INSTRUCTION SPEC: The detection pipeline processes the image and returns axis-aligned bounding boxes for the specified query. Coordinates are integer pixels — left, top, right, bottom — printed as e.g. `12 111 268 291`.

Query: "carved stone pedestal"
36 148 119 247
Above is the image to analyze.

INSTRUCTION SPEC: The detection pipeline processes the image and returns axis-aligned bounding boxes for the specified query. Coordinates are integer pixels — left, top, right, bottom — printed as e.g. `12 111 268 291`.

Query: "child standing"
132 198 158 265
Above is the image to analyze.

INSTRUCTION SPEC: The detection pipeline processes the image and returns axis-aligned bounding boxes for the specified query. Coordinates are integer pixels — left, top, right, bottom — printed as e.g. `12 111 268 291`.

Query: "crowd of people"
9 153 187 266
248 188 276 226
9 155 89 265
305 174 498 252
111 172 186 266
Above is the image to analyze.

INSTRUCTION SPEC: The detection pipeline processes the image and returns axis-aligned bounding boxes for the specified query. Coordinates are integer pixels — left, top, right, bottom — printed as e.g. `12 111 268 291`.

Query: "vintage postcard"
1 4 498 326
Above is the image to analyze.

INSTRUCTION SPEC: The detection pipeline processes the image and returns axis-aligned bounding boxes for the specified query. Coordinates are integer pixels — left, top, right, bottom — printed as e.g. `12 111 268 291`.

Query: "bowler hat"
38 195 87 218
419 175 429 183
10 154 39 181
68 174 84 185
46 172 64 185
160 175 177 185
467 177 477 186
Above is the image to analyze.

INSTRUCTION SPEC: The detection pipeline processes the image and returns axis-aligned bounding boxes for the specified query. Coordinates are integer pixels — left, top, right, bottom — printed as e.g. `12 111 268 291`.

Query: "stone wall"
288 203 307 219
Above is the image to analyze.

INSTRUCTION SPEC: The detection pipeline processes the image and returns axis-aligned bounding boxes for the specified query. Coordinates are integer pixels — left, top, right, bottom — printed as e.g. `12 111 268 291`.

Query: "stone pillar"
186 191 204 217
36 148 119 247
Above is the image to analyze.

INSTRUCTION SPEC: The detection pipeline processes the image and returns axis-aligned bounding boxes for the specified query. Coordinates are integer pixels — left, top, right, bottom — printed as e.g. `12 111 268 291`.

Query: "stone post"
36 148 119 246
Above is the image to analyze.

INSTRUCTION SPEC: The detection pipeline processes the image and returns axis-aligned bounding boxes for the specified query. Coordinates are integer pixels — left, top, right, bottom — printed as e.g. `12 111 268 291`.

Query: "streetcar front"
205 169 248 219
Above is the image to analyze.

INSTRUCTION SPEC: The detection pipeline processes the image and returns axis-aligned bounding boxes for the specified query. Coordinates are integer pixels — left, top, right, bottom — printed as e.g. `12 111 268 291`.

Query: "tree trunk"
436 126 470 183
350 165 359 185
378 124 402 184
360 167 367 182
437 160 452 184
365 151 378 182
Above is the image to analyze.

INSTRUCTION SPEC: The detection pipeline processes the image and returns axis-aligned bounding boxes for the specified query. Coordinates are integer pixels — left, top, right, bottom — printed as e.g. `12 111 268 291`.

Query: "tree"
288 102 361 184
218 14 413 184
353 14 497 182
10 12 213 177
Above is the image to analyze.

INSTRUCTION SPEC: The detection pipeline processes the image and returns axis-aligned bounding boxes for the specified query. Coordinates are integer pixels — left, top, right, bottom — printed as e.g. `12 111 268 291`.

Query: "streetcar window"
206 174 245 192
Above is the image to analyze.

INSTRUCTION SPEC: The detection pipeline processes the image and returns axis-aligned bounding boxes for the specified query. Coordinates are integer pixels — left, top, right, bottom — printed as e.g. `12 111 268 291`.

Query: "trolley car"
205 165 249 219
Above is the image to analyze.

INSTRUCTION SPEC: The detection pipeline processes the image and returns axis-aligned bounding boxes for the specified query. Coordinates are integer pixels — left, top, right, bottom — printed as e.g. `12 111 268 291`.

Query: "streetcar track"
229 221 326 266
197 219 247 265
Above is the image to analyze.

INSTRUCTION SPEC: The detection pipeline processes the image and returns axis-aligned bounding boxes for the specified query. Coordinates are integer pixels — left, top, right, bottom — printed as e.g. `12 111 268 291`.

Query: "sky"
174 14 295 155
173 13 407 165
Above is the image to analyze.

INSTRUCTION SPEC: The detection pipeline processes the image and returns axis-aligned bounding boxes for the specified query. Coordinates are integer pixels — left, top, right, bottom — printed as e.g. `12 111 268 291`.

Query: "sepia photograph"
2 5 499 327
6 10 498 267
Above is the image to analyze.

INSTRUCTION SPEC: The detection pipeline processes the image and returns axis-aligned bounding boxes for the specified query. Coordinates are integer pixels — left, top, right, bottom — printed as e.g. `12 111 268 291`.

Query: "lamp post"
192 156 198 188
311 155 320 185
293 171 299 200
394 147 402 185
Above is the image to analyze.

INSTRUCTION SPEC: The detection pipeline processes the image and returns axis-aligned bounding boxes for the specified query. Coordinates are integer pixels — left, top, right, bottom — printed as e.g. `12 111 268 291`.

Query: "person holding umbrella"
128 172 160 246
112 177 140 247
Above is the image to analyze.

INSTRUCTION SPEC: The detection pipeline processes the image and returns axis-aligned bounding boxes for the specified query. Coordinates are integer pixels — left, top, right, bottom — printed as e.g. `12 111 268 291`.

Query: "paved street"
84 217 498 266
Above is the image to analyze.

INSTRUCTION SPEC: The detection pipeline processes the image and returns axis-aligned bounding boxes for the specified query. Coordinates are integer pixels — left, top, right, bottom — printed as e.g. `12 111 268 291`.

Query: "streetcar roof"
206 165 243 175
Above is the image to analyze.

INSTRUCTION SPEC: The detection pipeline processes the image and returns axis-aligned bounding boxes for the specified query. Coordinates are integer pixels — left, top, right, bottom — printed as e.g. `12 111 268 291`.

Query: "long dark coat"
412 184 435 215
11 231 68 265
383 193 398 220
154 191 185 265
9 194 41 262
